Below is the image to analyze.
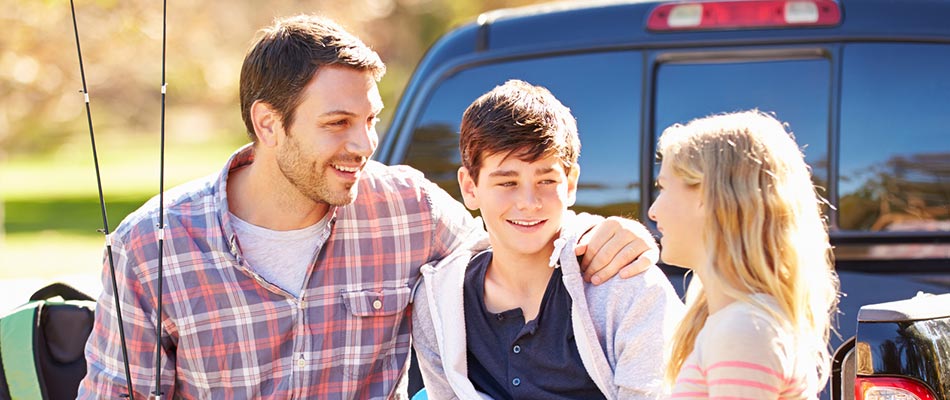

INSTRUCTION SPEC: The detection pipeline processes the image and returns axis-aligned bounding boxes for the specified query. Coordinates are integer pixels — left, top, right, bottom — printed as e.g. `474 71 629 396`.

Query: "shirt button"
512 377 521 387
372 299 383 310
512 345 521 354
296 358 306 368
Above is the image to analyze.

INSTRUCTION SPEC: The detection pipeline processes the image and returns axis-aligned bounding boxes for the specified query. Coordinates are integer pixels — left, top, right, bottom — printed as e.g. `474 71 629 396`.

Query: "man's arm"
575 216 659 285
78 234 176 399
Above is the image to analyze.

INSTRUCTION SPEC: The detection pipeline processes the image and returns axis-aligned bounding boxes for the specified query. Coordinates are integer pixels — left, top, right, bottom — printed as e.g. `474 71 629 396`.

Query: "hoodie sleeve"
602 268 685 400
411 276 460 400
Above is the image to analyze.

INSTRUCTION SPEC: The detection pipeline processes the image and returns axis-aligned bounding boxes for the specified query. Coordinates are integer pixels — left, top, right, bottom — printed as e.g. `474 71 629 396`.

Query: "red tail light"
647 0 841 31
856 377 937 400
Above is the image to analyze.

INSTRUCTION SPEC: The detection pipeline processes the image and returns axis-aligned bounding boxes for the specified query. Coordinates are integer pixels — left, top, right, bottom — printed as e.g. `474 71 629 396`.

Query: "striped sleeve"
696 309 790 400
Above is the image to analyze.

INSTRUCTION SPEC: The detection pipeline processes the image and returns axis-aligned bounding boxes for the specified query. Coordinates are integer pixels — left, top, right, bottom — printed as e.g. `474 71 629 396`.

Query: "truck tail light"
647 0 841 31
856 377 937 400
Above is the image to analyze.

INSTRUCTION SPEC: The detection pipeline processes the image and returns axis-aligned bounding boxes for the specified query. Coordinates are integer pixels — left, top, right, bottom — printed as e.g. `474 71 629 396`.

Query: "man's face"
277 66 383 206
460 151 579 261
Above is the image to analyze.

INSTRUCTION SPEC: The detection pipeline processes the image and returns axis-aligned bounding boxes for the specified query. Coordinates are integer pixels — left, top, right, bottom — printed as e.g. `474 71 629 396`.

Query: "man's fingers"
573 242 589 258
580 230 623 277
619 249 659 279
585 240 648 284
578 219 619 271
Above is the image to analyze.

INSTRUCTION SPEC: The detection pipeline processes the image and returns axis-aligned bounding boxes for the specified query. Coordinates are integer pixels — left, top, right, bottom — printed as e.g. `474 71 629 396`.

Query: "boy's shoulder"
584 265 675 301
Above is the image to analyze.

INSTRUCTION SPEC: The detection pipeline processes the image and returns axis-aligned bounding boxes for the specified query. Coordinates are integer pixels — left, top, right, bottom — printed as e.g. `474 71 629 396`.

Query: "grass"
1 135 244 285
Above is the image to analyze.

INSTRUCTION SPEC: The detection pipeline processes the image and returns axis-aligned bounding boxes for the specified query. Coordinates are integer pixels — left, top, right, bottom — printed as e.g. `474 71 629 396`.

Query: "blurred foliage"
0 0 552 158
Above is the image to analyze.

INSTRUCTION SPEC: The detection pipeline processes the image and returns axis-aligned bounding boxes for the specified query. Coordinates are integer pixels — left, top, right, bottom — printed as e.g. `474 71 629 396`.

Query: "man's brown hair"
459 79 580 183
239 15 385 140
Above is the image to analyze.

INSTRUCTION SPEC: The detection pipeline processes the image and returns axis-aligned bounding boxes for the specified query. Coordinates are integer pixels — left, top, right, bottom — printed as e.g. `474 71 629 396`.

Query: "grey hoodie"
410 229 685 400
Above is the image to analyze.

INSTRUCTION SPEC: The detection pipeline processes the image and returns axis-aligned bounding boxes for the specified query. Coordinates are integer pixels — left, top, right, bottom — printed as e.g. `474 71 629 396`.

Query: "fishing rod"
68 0 134 397
153 0 169 397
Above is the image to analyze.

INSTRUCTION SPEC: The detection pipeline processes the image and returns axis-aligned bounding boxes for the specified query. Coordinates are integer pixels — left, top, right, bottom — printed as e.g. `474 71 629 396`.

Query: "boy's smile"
460 151 579 263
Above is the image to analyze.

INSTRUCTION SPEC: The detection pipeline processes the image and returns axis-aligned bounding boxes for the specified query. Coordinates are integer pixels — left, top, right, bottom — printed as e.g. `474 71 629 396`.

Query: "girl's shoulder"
698 296 793 365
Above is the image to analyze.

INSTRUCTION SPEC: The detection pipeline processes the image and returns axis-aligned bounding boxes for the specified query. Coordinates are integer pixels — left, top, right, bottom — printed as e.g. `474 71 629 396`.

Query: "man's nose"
346 124 378 158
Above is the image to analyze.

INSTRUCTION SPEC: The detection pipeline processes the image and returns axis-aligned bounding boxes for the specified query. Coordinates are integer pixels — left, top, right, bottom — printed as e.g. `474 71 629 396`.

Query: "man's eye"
498 182 516 187
330 120 349 127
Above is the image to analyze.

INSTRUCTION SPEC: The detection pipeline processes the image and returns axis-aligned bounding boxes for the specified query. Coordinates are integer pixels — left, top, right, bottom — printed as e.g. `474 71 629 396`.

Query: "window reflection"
653 56 831 202
402 51 643 217
839 43 950 233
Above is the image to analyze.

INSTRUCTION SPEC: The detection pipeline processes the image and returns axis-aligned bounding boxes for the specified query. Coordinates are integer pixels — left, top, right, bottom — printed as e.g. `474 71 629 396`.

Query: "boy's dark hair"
239 15 385 140
459 79 580 183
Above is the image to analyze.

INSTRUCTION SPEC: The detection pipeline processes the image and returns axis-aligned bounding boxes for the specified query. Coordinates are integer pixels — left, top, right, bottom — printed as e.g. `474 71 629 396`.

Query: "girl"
649 110 839 399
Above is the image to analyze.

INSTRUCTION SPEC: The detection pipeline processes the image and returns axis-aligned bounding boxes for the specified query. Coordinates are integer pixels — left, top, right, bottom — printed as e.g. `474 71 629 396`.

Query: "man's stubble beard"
276 136 360 207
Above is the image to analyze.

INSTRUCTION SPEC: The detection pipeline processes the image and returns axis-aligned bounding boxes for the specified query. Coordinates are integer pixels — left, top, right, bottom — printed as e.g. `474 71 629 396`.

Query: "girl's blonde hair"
659 110 839 387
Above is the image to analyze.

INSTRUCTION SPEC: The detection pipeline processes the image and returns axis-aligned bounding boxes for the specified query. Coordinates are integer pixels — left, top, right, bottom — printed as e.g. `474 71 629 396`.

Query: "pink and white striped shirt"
671 295 819 400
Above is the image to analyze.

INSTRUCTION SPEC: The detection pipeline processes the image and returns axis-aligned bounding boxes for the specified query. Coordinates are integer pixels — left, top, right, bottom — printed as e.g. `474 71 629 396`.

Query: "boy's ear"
250 100 283 147
458 167 480 211
566 165 580 206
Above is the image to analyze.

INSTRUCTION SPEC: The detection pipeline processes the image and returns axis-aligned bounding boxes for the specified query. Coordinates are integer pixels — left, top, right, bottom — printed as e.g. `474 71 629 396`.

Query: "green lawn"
1 136 244 281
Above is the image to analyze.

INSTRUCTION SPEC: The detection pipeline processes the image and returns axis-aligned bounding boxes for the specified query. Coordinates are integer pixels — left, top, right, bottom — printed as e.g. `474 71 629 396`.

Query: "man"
79 15 657 399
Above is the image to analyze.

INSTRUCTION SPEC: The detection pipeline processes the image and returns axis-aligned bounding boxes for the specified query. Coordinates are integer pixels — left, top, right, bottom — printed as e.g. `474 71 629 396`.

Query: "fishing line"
68 0 135 397
153 0 169 397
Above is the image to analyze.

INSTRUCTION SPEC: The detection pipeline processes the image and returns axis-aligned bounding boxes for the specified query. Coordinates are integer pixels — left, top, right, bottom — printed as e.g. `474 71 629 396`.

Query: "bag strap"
29 283 94 302
1 303 45 400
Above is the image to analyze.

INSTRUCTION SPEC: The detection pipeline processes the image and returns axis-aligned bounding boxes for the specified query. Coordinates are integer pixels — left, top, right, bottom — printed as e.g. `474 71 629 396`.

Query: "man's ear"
458 166 480 211
566 165 580 206
250 100 283 147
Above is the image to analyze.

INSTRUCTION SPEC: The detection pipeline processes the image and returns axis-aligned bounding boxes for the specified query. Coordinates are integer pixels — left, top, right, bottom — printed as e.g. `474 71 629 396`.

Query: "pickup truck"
374 0 950 398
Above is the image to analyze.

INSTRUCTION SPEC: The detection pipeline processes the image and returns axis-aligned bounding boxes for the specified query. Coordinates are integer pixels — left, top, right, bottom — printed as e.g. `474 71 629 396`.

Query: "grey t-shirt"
229 212 330 297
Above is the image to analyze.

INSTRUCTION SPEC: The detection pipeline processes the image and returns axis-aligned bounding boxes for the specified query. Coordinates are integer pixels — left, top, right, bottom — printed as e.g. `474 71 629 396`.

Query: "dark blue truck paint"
378 1 950 398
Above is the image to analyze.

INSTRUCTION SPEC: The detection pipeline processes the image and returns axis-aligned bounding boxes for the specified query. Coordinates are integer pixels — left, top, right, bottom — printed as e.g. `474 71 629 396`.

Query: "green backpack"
0 283 95 400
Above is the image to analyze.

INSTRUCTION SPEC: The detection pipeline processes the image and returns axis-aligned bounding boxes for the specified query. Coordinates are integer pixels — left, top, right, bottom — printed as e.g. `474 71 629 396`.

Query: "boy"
411 80 685 399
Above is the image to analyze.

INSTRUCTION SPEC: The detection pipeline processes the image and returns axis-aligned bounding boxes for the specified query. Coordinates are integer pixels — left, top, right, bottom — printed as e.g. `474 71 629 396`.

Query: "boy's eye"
540 179 557 185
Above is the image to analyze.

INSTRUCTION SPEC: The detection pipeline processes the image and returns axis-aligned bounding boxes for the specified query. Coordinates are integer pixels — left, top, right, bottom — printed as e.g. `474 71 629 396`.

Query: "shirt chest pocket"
337 286 413 378
340 286 412 317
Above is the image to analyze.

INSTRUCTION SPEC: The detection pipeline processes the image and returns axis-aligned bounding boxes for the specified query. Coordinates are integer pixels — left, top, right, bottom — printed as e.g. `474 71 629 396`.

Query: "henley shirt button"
372 299 383 310
512 377 521 386
512 345 521 354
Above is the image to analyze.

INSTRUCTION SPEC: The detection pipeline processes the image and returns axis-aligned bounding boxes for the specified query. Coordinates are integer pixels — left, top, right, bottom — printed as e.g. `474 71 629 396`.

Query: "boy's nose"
517 187 542 210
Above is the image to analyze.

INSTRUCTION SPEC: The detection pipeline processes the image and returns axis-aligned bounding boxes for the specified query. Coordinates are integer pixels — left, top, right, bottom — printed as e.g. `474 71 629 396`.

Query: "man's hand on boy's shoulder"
575 216 659 285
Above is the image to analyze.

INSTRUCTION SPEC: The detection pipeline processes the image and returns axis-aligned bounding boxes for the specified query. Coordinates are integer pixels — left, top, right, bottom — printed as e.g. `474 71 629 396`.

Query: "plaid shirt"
79 145 482 399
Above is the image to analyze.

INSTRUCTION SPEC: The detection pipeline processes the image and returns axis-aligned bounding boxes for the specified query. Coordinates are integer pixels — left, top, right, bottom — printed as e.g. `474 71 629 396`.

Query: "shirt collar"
214 143 341 260
215 143 254 259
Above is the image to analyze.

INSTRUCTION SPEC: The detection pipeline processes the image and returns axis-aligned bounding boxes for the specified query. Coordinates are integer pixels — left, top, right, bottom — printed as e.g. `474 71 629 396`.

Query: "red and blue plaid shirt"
79 145 482 399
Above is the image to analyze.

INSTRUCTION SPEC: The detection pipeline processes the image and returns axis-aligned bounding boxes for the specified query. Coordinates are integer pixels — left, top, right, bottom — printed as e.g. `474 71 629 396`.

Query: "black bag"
0 283 95 400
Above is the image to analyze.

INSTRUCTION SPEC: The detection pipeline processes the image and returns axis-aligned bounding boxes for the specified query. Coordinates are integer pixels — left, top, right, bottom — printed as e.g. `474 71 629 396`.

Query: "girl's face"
648 161 706 269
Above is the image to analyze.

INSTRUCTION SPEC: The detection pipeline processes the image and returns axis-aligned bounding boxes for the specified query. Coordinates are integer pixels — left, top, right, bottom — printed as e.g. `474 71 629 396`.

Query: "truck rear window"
403 51 645 217
652 53 831 204
839 43 950 234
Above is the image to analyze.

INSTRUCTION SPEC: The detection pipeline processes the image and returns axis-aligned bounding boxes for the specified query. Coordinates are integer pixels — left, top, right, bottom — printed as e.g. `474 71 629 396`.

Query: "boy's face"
459 151 579 262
